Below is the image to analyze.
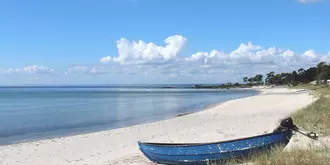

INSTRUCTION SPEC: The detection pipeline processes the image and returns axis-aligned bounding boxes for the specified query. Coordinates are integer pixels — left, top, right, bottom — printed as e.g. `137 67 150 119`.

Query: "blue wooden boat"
138 117 307 165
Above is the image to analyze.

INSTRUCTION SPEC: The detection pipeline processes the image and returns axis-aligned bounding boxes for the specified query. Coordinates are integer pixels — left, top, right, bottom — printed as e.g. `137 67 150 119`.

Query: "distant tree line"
191 62 330 89
244 62 330 86
243 74 264 85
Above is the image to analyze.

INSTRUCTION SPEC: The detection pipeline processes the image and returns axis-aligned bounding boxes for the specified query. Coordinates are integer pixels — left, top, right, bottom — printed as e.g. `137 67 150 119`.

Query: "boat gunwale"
140 139 288 157
138 129 291 147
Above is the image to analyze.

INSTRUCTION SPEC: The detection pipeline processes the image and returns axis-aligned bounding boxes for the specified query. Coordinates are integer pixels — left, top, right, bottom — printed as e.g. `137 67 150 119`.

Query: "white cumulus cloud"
232 42 262 54
185 50 227 64
100 56 112 63
184 42 324 69
22 65 55 74
94 35 330 83
302 49 318 61
100 35 187 64
320 52 330 62
4 65 55 75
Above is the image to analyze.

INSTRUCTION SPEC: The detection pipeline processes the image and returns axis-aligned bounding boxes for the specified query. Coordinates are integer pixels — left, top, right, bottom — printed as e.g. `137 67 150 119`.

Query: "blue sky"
0 0 329 84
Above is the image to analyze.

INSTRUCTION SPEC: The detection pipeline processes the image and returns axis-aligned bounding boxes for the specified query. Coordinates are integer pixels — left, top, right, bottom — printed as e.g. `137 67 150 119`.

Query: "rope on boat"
290 122 330 155
292 127 318 140
275 117 319 140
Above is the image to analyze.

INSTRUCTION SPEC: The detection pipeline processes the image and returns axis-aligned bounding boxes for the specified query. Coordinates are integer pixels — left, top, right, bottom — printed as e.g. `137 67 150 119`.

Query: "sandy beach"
0 88 315 165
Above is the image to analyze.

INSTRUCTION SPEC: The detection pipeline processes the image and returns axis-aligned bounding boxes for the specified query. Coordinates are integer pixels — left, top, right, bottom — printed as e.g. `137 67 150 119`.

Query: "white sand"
0 88 315 165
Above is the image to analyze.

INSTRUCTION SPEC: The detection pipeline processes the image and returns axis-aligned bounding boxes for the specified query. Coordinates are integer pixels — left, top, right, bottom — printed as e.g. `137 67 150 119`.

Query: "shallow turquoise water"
0 87 258 144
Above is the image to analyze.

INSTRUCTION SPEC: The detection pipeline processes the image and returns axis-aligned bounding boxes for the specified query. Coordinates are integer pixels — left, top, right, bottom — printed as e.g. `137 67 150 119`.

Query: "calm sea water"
0 86 258 145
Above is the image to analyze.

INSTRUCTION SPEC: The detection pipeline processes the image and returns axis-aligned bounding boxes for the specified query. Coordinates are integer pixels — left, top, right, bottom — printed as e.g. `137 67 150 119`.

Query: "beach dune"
0 88 315 165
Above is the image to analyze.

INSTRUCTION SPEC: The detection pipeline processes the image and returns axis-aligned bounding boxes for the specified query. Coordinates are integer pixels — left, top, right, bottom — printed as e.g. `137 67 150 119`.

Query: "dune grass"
208 146 330 165
220 145 330 165
292 85 330 135
210 85 330 165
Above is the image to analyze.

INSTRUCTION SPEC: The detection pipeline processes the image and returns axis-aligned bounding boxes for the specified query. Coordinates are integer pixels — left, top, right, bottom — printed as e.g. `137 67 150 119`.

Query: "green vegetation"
243 74 264 85
292 85 330 136
208 145 330 165
250 148 330 165
242 61 330 87
216 145 330 165
260 62 330 86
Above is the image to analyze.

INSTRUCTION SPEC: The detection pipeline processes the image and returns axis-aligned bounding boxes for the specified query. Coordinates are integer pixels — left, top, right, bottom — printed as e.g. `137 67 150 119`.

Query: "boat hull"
138 130 292 165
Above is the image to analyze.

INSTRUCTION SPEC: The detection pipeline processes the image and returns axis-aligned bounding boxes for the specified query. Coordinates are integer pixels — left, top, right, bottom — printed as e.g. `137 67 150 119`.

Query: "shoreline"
0 88 259 146
0 88 314 165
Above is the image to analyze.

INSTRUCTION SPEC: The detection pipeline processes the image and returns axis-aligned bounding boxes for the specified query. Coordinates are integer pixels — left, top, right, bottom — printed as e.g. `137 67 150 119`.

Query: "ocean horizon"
0 84 226 88
0 86 258 145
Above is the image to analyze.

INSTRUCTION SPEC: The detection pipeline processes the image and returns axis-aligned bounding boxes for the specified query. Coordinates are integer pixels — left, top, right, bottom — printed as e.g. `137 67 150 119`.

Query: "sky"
0 0 329 85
